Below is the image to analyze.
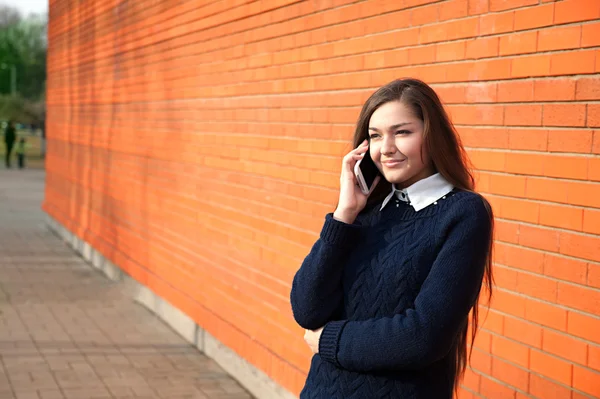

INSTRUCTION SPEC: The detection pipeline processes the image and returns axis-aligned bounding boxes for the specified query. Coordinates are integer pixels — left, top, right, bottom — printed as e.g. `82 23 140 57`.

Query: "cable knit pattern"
290 190 492 399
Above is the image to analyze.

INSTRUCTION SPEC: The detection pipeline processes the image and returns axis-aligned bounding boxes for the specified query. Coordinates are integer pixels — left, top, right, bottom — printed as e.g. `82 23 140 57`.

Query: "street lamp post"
0 63 17 95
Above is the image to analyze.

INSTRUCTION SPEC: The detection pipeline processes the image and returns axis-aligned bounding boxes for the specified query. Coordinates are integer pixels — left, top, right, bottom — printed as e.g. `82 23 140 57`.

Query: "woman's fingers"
341 140 369 176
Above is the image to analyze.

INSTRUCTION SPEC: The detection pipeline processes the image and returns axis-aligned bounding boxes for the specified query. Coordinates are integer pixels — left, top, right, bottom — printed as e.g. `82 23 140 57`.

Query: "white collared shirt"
380 173 455 212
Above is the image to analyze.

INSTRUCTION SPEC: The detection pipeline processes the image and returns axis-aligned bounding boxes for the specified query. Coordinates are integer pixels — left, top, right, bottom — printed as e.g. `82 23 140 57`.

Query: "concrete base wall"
45 214 298 399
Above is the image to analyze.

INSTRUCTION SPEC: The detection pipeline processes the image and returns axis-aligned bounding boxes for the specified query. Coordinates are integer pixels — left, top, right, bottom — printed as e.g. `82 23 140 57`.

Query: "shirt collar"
380 173 454 212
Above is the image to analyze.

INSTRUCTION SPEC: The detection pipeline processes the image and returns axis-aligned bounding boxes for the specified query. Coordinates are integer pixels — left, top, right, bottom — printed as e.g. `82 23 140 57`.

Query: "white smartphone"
354 148 380 195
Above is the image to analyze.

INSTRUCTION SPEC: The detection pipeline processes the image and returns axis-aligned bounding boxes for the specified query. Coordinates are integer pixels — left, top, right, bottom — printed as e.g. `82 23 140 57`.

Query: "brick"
589 153 600 181
489 173 526 197
439 0 469 21
450 105 505 126
512 54 551 78
568 311 600 344
566 181 600 209
410 4 439 26
500 242 545 274
468 148 506 171
504 151 544 176
542 328 588 364
497 80 534 102
543 103 586 128
560 231 600 263
459 126 509 149
408 45 437 64
471 349 493 374
447 17 481 41
436 41 466 62
491 290 527 318
594 131 600 154
471 58 512 80
534 79 576 101
588 104 600 127
473 329 492 351
504 196 540 224
519 224 560 252
435 84 466 103
588 343 600 371
557 282 600 316
544 253 588 285
539 203 583 231
495 219 521 244
468 0 489 15
530 349 573 385
544 154 588 180
529 373 574 399
481 309 505 334
491 357 529 392
457 388 474 399
493 266 518 290
505 104 542 126
480 377 517 398
466 36 499 59
550 50 596 75
508 128 548 151
504 316 543 348
490 0 538 11
538 25 582 52
378 49 409 69
525 299 568 331
514 3 554 30
547 129 593 153
573 391 592 399
466 82 498 102
491 335 530 367
573 366 600 397
479 11 514 35
516 272 558 302
583 209 600 235
462 368 481 392
499 31 537 56
554 0 600 24
576 76 600 100
582 22 600 48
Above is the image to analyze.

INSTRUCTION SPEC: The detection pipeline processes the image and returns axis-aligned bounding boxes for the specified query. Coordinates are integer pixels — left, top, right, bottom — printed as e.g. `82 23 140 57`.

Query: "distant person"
15 137 28 169
40 118 46 158
3 120 16 168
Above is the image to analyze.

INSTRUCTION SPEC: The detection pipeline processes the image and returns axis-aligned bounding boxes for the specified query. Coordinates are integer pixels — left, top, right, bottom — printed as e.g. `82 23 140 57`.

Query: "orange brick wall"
44 0 600 397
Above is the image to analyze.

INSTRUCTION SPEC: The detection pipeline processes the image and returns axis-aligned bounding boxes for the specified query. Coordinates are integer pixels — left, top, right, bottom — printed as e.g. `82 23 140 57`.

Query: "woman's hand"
304 327 324 354
333 140 380 224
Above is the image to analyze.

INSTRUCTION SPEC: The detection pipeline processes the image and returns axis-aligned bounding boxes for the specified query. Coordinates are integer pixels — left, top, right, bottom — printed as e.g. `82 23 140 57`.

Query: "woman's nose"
381 136 397 155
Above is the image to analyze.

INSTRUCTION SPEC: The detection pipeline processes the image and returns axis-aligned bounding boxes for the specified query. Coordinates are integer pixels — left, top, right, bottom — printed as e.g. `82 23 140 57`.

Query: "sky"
0 0 47 16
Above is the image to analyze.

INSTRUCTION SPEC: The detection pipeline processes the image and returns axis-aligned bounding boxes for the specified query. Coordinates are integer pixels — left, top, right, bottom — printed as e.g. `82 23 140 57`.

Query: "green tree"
0 6 46 123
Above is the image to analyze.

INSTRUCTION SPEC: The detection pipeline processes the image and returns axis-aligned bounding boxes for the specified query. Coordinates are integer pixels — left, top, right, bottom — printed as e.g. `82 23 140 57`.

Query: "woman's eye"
369 134 380 140
395 130 411 135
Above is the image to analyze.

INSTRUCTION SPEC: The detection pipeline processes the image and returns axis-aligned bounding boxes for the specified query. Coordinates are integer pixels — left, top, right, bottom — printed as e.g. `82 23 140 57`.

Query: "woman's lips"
382 159 406 167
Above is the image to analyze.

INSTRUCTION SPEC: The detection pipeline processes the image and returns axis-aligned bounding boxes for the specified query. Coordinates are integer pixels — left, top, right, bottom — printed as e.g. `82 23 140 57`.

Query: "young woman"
290 78 494 398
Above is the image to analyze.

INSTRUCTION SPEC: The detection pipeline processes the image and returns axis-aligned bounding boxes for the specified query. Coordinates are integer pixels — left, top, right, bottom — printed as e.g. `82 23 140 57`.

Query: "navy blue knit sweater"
290 190 492 398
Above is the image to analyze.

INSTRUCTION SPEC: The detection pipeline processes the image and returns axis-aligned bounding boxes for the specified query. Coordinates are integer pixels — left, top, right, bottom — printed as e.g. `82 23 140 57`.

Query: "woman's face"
368 101 434 189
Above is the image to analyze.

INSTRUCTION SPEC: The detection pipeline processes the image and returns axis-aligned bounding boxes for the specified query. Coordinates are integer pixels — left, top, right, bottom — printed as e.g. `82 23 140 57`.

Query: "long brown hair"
352 78 494 395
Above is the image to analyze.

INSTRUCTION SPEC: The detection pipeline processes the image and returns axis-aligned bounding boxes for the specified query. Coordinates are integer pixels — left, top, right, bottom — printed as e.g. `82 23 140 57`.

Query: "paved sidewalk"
0 169 253 399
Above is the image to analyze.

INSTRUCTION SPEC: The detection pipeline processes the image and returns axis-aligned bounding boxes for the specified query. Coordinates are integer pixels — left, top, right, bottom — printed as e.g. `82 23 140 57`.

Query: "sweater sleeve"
318 197 492 371
290 213 363 330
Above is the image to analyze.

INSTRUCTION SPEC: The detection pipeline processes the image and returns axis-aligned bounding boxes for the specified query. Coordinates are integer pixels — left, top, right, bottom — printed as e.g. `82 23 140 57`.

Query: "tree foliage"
0 6 46 123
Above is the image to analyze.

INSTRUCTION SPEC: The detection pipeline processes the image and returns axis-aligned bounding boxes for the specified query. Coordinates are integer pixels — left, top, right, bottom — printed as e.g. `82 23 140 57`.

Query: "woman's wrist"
333 209 358 224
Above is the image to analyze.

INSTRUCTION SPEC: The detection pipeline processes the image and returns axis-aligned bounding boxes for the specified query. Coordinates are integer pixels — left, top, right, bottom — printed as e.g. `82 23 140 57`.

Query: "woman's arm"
317 197 492 372
290 213 363 330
